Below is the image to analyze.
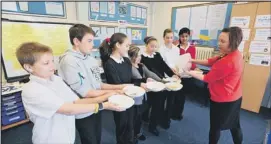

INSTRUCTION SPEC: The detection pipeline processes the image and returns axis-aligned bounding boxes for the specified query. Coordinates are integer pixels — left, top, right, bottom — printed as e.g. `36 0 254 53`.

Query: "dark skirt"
210 97 242 130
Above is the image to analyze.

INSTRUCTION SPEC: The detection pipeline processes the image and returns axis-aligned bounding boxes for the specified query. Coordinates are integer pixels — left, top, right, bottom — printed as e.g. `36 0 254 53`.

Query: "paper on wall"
230 16 250 28
254 29 271 41
2 2 17 11
242 29 250 41
18 2 28 11
255 15 271 28
249 41 270 53
130 6 136 18
90 2 99 12
108 2 115 15
238 41 245 52
45 2 64 15
175 8 190 31
249 54 270 66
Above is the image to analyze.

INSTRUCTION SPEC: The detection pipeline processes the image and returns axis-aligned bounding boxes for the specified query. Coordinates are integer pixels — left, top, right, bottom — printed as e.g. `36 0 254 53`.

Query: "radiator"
196 47 214 60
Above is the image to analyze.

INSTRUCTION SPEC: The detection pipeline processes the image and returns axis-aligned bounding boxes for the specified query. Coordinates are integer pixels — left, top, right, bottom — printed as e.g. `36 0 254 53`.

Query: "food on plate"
165 82 183 91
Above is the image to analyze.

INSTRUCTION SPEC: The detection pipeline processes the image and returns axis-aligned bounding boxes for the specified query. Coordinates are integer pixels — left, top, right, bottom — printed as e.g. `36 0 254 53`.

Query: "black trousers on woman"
142 91 166 129
113 106 135 144
209 97 243 144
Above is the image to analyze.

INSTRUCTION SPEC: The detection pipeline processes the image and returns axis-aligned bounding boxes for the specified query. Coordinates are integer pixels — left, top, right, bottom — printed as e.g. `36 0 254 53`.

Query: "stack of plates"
146 82 166 92
108 95 135 109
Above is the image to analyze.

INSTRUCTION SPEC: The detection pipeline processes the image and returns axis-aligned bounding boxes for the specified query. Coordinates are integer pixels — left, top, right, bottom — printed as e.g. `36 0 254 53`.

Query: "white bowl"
165 82 183 91
108 95 135 109
123 85 146 98
146 82 166 92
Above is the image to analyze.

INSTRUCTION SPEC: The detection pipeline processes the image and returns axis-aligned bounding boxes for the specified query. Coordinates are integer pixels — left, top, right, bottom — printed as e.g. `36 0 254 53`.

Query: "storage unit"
1 84 29 130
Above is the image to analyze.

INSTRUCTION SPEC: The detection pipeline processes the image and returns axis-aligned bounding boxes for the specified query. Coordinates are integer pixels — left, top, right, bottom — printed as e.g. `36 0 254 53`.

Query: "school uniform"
203 50 243 144
141 52 174 128
159 44 185 120
22 75 79 144
103 56 136 144
131 64 162 137
58 49 102 144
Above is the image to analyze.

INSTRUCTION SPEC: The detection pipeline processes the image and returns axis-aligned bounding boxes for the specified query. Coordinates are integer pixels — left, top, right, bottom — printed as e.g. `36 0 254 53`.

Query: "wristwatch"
98 103 104 111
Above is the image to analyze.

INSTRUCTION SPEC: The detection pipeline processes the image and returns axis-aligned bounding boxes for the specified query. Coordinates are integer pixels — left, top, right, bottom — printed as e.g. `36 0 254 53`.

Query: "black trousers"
134 105 142 136
113 106 134 144
163 91 175 123
142 91 165 128
75 112 102 144
171 89 185 118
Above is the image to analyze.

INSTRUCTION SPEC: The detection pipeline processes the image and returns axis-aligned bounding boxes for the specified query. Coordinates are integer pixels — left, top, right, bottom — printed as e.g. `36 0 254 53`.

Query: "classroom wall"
1 2 151 83
150 2 209 45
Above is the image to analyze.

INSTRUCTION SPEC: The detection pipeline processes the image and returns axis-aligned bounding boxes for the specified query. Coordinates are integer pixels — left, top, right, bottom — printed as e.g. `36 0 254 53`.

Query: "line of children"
17 23 198 144
16 42 125 144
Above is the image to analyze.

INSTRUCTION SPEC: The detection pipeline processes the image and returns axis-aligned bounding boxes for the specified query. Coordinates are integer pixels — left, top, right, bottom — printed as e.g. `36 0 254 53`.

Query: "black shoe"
159 120 170 129
171 115 183 121
137 134 146 141
148 127 159 136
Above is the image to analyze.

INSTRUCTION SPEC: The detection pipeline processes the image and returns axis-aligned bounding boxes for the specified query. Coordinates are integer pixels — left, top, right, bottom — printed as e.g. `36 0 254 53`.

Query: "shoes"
159 121 170 129
171 115 183 121
148 127 159 136
136 134 146 141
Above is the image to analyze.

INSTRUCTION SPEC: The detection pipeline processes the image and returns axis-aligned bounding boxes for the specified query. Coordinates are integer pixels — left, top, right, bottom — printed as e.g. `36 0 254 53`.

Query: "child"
141 36 179 134
58 24 128 144
128 45 163 141
99 33 146 144
16 42 124 144
178 27 197 70
160 29 184 121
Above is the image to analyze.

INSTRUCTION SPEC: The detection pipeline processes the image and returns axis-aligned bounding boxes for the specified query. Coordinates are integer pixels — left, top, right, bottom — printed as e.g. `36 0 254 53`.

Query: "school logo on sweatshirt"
90 66 102 82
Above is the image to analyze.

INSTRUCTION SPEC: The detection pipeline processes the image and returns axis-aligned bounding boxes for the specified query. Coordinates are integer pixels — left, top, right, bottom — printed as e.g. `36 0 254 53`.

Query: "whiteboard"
2 21 72 82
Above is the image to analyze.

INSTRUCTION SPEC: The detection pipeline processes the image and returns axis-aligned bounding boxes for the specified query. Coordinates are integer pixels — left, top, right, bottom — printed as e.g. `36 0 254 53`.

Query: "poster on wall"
230 16 250 28
254 15 271 28
132 30 142 40
91 2 99 12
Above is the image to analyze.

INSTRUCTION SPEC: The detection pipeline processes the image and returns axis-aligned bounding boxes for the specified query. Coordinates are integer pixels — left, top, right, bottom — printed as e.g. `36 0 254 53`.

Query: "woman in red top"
185 27 244 144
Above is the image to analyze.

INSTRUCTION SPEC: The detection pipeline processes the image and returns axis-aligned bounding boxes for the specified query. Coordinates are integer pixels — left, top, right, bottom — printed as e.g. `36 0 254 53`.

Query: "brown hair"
163 28 173 37
144 36 157 45
221 27 243 51
99 33 127 65
128 45 141 63
69 24 96 45
16 42 52 67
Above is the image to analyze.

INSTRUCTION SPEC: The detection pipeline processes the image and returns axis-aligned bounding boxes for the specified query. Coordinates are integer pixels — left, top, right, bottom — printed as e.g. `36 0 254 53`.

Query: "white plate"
163 77 181 83
165 83 183 91
108 95 135 109
190 70 203 74
177 53 192 71
146 82 166 92
123 86 146 98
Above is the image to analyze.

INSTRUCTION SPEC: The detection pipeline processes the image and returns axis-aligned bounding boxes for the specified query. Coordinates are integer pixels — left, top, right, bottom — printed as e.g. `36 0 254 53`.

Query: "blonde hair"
128 45 140 63
16 42 52 67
